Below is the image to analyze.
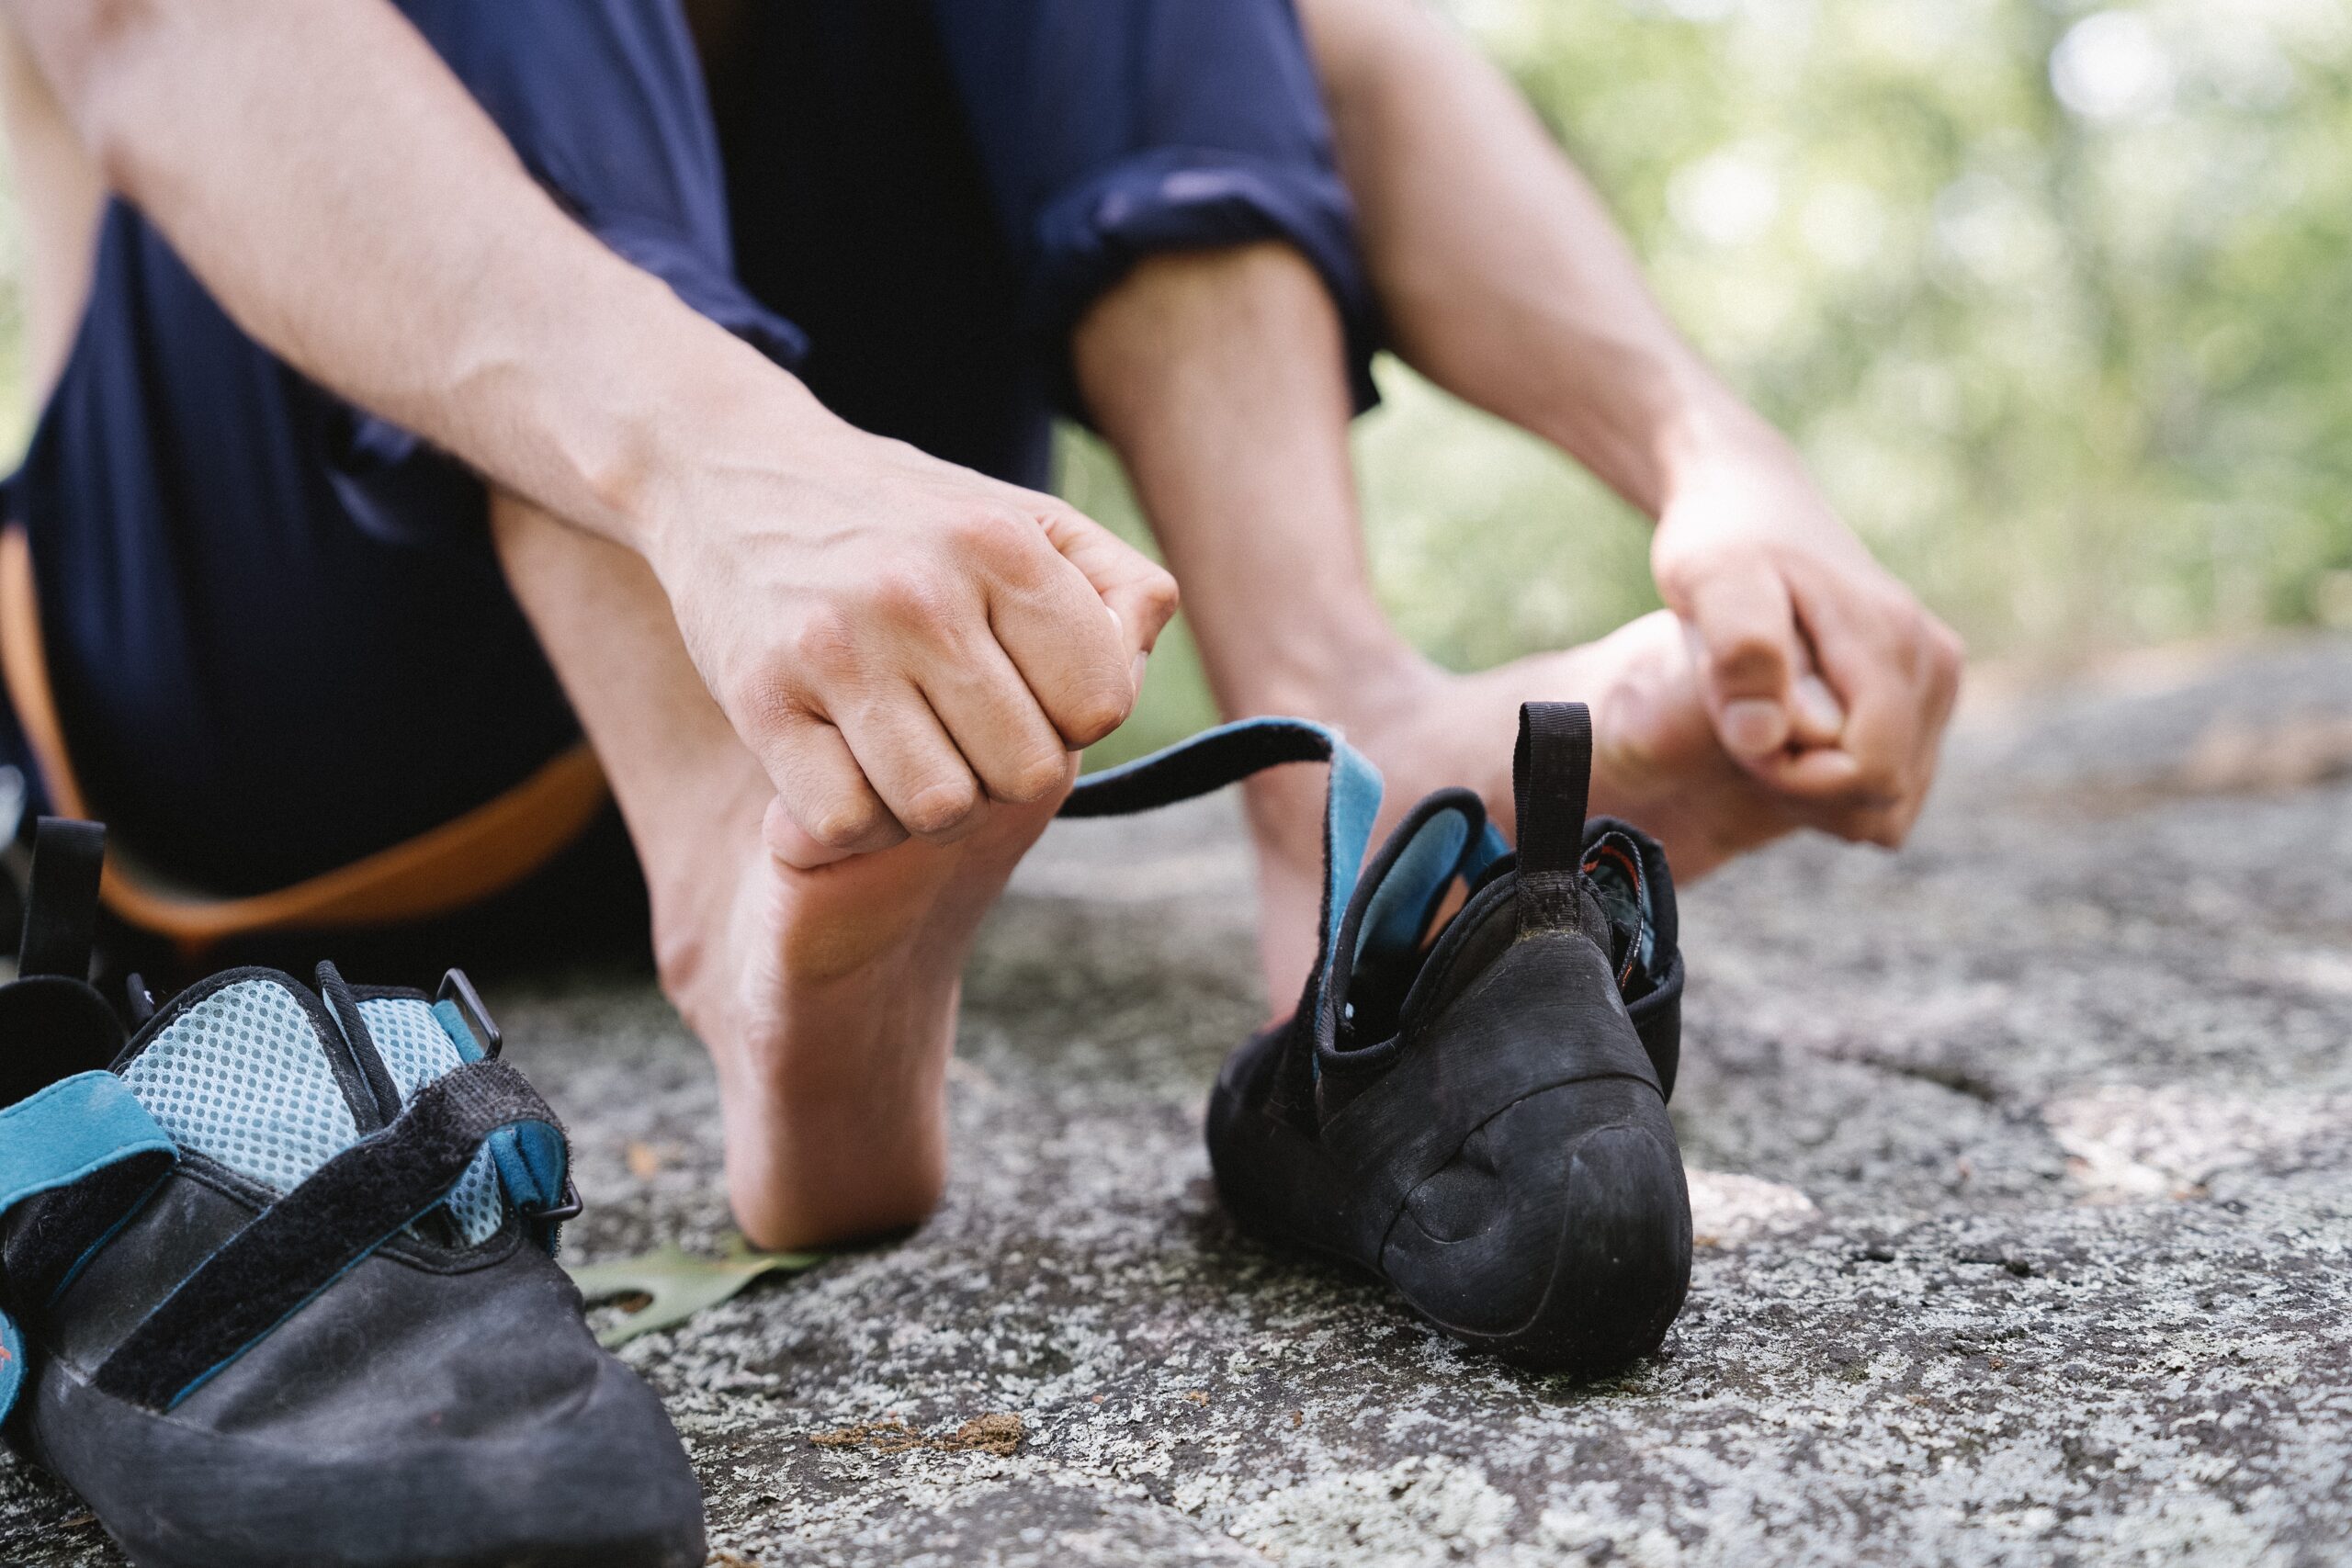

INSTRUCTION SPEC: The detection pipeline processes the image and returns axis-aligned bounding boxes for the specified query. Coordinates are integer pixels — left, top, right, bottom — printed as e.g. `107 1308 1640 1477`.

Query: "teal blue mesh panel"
358 998 506 1245
121 979 359 1193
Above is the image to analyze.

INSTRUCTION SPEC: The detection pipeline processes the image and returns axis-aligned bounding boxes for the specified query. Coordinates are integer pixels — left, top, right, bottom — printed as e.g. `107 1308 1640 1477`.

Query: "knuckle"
1648 538 1701 596
946 508 1032 562
1138 565 1182 622
736 679 799 746
998 750 1071 805
800 783 888 849
868 564 955 627
1057 682 1135 748
787 607 861 681
900 779 982 838
1710 632 1786 687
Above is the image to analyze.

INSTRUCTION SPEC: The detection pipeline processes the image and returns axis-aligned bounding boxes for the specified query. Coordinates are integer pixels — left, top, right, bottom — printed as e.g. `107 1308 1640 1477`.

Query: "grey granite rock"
6 636 2351 1566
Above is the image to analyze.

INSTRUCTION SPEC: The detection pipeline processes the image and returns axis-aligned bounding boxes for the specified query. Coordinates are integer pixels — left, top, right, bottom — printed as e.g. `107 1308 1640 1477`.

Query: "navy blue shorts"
1 0 1374 932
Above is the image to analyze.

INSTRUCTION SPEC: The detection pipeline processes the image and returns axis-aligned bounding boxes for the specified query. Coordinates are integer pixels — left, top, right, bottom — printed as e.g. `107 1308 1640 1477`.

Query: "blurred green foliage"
1073 0 2352 761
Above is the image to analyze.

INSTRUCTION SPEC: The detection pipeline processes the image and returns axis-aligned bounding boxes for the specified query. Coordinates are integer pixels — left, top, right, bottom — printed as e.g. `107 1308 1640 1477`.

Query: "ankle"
1215 629 1443 737
731 1138 945 1249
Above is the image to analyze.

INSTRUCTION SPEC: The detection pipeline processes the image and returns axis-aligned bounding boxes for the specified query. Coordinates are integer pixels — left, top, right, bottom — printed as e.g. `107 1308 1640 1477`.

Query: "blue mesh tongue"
117 974 506 1244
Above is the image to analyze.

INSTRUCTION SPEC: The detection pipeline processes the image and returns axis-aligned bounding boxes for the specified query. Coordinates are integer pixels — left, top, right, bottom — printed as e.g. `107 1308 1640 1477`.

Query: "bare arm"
1301 0 1961 844
13 0 715 541
1300 0 1742 514
6 0 1173 861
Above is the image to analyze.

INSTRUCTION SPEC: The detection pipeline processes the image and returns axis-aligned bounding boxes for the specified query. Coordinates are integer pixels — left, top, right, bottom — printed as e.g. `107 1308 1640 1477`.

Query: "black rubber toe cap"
28 1352 706 1568
1381 1079 1691 1375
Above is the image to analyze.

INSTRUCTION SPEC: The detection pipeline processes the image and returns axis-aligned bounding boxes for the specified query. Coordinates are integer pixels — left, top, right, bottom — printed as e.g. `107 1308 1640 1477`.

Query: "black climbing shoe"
1062 702 1689 1375
0 818 707 1568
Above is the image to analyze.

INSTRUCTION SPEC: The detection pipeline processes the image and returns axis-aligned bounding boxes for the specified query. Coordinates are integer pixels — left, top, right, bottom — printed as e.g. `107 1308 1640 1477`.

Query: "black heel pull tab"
1513 702 1594 935
18 817 107 980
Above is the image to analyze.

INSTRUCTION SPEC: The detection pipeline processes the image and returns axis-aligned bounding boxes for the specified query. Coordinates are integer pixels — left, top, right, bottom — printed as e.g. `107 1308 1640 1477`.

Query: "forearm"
5 0 818 555
1299 0 1785 515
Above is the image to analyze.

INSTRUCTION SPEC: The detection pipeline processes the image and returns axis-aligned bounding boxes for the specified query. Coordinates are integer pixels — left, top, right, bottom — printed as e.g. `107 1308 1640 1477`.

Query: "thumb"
1674 560 1804 761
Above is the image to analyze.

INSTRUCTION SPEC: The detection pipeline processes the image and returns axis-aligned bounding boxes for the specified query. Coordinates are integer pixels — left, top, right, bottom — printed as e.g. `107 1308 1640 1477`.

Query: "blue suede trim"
487 1123 567 1217
0 1072 177 1416
1468 820 1511 885
1324 742 1383 954
0 1073 174 1198
433 998 487 1063
0 1314 19 1416
1066 715 1384 1032
1358 810 1473 964
434 999 567 1249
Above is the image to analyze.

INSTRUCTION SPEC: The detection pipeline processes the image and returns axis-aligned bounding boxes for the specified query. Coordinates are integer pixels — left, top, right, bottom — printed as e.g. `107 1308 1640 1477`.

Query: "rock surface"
6 636 2352 1566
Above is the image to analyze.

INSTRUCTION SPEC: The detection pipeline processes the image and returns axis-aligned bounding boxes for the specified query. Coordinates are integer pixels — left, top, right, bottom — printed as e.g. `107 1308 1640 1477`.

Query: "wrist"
1643 381 1803 520
583 318 836 577
1521 336 1787 520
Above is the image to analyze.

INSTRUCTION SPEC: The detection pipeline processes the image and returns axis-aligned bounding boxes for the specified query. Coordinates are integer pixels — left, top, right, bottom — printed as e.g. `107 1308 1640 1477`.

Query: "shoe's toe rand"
1380 1081 1692 1374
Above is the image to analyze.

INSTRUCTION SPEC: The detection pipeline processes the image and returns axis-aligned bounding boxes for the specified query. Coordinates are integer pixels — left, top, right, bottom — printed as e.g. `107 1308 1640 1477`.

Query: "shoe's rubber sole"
13 1168 707 1568
1210 1072 1690 1375
19 1352 707 1568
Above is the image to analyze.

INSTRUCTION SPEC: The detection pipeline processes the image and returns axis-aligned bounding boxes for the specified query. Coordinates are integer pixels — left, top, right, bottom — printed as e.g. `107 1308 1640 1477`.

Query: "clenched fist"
640 403 1179 867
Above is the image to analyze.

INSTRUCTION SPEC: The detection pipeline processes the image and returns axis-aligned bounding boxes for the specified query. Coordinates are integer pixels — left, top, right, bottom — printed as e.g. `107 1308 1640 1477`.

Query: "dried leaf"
564 1233 820 1347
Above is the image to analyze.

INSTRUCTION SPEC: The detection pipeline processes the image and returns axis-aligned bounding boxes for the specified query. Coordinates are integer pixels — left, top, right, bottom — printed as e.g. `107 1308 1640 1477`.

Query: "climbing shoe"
0 818 707 1568
1062 701 1690 1375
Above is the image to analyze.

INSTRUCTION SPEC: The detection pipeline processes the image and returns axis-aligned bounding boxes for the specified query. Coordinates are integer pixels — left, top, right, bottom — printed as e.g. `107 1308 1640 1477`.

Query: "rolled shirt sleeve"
926 0 1384 418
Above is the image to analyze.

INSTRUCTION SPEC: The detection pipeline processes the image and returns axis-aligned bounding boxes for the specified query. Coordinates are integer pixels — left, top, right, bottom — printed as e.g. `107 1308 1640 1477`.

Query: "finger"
1799 589 1934 812
831 684 990 843
1790 669 1847 750
976 517 1145 750
758 714 904 868
764 795 856 871
918 637 1075 806
1741 745 1907 844
1675 561 1804 761
1031 502 1181 676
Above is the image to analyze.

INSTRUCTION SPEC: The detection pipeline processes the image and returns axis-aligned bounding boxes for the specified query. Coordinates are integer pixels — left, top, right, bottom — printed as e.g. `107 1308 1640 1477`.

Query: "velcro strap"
95 1059 564 1412
0 1073 177 1418
1512 703 1594 934
1063 716 1384 1021
1060 717 1343 818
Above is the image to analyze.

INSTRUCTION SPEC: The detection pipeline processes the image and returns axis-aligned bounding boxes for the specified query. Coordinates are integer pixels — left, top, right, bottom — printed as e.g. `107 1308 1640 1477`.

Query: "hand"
1649 441 1963 846
640 398 1179 868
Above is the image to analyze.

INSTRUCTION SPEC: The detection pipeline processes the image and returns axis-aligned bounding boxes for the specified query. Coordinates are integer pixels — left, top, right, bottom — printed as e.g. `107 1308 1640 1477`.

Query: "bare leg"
490 494 1066 1248
1074 244 1802 1001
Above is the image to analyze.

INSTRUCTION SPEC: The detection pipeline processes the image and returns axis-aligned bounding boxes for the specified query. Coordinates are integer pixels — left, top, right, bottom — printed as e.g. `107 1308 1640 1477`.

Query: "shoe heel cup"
1380 1100 1691 1371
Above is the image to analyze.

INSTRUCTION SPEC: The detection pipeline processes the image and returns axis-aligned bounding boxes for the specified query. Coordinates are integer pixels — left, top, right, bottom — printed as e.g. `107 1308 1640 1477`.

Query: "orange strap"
0 528 610 957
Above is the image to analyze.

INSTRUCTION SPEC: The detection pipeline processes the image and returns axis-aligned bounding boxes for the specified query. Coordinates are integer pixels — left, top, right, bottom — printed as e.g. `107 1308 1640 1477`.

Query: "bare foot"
1244 611 1805 1003
653 764 1073 1250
